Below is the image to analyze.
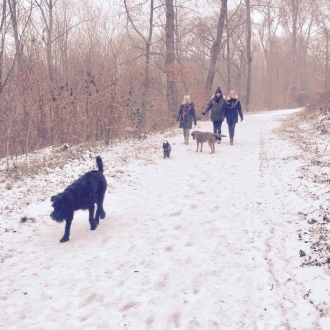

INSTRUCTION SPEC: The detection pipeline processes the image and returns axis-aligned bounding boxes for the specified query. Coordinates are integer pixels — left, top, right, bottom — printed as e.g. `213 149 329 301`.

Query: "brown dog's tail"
214 133 227 137
96 156 104 173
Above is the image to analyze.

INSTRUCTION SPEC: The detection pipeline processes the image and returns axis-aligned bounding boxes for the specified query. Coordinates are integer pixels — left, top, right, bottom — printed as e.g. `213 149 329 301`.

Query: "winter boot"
230 138 233 145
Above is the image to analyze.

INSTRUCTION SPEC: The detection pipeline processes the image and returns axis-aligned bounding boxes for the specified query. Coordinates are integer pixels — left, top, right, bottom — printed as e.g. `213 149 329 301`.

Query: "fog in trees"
1 0 329 160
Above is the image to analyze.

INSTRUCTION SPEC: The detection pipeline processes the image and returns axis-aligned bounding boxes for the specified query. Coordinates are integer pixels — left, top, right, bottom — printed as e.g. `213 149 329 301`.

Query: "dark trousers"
213 121 223 140
183 128 190 139
227 122 236 139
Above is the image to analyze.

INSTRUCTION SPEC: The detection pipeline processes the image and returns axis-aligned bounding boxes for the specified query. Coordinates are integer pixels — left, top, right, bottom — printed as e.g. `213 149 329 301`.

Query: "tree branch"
124 0 147 43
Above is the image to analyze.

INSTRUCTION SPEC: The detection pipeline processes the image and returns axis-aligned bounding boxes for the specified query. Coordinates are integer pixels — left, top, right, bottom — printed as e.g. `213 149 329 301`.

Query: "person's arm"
202 99 213 115
224 101 229 118
237 101 243 121
191 103 197 125
176 104 183 121
220 100 227 120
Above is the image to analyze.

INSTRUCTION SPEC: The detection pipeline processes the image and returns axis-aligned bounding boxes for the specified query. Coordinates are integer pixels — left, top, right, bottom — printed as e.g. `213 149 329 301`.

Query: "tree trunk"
266 5 273 108
165 0 178 118
35 0 55 101
0 0 7 94
8 0 22 75
47 0 54 85
124 0 155 130
245 0 252 113
142 0 154 130
205 0 227 92
326 29 329 91
285 0 298 108
226 7 230 92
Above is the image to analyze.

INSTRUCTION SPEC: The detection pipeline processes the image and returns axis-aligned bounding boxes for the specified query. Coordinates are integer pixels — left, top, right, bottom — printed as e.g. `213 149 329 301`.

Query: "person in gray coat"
177 94 197 145
202 87 227 143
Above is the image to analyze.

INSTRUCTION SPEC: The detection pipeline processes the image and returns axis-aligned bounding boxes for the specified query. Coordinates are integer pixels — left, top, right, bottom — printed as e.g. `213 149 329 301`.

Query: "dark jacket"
226 97 243 124
177 102 197 129
204 96 227 121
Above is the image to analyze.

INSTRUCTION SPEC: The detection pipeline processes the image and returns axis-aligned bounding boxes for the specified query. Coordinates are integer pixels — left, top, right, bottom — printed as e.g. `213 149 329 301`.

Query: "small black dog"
50 156 107 243
163 141 171 158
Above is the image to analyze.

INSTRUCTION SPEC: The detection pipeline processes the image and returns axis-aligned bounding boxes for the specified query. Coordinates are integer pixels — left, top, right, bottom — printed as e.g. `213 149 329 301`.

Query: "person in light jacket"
226 90 243 145
177 94 197 145
202 87 227 144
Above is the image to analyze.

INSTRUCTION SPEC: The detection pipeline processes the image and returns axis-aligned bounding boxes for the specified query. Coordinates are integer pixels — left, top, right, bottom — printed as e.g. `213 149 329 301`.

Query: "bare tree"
245 0 252 112
225 6 230 91
281 0 316 107
4 0 33 164
35 0 56 100
165 0 178 118
257 0 283 108
1 0 330 159
124 0 157 129
205 0 227 92
283 0 298 107
7 0 33 79
0 0 7 94
313 2 330 91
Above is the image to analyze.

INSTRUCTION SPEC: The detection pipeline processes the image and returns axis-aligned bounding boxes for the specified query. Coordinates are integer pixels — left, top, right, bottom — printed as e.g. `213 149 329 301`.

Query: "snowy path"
1 110 330 329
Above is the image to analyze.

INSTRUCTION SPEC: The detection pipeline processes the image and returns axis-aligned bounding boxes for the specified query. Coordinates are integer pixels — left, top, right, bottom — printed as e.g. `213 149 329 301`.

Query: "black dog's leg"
95 193 106 224
60 213 74 243
89 204 97 230
96 205 106 221
94 206 105 225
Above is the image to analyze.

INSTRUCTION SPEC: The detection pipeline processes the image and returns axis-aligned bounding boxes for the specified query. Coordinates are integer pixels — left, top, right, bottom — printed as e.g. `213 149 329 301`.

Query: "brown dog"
191 131 226 153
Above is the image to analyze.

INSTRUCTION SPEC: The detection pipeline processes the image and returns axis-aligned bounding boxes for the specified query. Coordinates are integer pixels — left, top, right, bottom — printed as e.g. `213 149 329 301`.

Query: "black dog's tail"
96 156 104 173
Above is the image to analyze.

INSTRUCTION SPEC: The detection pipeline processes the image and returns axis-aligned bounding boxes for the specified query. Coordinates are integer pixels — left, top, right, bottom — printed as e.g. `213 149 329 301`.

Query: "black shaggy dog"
50 156 107 243
163 141 171 158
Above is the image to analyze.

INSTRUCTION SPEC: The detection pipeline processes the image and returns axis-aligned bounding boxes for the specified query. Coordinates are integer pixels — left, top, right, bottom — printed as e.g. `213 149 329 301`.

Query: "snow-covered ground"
1 108 330 329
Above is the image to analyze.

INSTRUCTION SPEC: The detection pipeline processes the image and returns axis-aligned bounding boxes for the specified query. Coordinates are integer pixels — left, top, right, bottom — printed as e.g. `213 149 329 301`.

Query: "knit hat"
215 87 222 94
184 94 190 99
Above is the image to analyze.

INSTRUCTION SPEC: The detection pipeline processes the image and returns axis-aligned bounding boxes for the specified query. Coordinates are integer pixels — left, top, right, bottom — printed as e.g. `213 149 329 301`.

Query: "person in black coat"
177 94 197 145
202 87 227 144
226 90 243 145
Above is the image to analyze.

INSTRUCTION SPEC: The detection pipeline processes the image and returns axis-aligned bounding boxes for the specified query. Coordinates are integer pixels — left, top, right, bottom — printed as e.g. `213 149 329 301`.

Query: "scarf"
181 104 191 119
227 99 238 109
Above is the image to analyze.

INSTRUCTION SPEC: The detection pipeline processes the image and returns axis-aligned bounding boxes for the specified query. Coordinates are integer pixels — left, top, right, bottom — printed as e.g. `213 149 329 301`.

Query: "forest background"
1 0 330 160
